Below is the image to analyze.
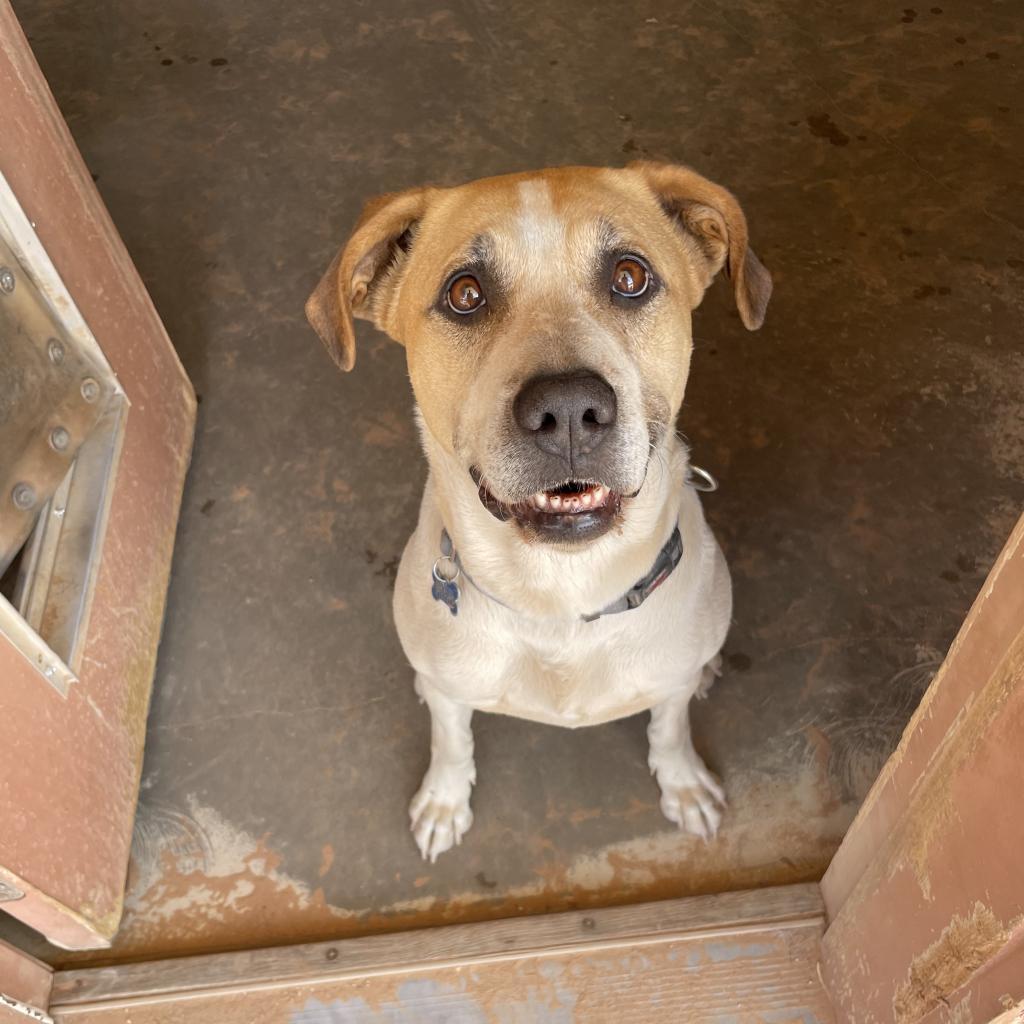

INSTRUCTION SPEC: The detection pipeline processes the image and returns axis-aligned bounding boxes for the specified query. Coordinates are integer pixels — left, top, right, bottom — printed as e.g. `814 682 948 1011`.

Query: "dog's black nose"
513 371 617 469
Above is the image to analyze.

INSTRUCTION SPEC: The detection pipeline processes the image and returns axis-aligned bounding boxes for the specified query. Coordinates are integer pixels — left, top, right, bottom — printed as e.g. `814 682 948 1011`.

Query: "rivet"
81 377 100 402
12 483 36 510
48 338 65 364
44 665 56 679
50 426 71 452
0 267 14 293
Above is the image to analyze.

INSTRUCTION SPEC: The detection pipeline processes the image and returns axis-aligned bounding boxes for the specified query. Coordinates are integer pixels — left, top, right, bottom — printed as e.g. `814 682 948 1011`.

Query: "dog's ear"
629 161 772 330
305 187 431 371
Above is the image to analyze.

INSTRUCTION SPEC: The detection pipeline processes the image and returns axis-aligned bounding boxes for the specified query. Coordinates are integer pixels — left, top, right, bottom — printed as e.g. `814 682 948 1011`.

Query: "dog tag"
432 575 460 616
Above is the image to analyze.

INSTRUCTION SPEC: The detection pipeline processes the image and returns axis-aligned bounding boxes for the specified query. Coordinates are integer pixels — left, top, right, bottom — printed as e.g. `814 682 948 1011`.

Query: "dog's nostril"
513 371 617 465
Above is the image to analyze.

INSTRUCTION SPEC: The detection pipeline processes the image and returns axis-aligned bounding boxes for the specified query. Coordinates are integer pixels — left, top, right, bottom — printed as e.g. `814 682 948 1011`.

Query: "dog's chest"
483 649 672 726
434 604 706 727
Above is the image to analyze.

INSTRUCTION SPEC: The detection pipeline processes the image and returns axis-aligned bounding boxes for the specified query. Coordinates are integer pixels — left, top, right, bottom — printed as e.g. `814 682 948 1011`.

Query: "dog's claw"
660 778 724 840
649 747 726 841
409 766 474 861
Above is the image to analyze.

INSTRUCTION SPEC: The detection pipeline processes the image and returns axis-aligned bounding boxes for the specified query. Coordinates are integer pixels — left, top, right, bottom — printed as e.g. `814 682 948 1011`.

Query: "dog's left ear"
306 186 432 371
630 161 772 330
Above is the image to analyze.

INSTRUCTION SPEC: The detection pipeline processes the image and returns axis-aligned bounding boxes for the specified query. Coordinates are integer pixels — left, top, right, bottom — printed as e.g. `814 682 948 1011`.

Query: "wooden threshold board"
49 883 833 1023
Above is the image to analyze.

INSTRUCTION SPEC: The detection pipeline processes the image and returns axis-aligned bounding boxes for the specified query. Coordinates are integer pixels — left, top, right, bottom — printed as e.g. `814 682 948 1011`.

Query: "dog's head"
307 163 771 544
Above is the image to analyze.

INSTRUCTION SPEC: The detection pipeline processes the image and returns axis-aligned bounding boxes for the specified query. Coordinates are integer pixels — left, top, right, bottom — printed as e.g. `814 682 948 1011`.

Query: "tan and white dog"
307 163 771 862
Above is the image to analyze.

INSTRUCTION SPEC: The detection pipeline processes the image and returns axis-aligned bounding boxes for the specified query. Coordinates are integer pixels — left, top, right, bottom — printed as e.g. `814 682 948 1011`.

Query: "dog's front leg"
647 676 725 841
409 676 476 862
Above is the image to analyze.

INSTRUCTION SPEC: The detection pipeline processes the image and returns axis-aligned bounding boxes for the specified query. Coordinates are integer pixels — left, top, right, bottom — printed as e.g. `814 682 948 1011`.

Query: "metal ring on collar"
687 465 719 492
432 556 461 584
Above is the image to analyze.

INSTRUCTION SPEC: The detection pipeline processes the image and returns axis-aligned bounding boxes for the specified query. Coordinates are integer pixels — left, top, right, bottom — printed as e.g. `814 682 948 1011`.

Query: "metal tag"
431 575 460 616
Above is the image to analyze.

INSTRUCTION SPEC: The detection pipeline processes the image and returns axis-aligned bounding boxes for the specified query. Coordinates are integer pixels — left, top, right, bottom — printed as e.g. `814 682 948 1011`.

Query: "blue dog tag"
432 575 460 616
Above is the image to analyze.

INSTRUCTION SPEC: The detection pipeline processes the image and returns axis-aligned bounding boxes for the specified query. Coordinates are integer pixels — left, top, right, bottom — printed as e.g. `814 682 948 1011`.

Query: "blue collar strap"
432 523 684 621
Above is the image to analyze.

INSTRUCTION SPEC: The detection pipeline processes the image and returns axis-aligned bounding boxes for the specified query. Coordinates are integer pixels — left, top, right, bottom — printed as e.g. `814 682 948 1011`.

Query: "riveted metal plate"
0 232 118 576
0 173 127 696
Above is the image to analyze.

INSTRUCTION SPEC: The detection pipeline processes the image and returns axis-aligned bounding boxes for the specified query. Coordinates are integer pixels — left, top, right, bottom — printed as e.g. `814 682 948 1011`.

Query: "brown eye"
447 274 485 314
612 257 649 298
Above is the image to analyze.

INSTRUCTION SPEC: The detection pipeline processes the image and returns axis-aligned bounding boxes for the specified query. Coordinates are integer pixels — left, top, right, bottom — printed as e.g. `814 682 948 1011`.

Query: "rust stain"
802 723 842 815
317 845 335 879
359 410 412 447
798 637 840 703
332 477 354 502
303 507 336 544
568 806 602 826
110 799 359 957
56 778 841 968
230 484 251 501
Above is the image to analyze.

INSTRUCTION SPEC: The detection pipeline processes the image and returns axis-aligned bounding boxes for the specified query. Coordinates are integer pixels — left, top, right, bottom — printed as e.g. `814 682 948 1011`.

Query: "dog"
306 162 771 862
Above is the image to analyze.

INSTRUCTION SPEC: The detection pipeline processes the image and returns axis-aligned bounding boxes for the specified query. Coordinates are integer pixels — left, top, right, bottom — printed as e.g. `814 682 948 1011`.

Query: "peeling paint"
893 903 1015 1024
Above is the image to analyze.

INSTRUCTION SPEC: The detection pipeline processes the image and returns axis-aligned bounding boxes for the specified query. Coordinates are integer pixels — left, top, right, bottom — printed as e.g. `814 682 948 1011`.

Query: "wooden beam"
50 884 832 1022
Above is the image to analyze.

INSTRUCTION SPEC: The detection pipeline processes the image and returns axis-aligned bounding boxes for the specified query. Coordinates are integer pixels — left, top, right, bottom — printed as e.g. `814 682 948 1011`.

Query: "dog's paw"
649 750 726 841
658 778 725 841
694 653 723 700
409 765 475 863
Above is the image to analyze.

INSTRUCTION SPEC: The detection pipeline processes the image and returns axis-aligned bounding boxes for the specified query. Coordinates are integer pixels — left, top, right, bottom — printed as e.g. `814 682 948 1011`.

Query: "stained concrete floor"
6 0 1023 965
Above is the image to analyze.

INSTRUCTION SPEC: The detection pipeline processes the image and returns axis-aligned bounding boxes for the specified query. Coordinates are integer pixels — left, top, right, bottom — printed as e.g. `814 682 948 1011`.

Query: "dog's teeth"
549 494 562 512
580 491 593 509
593 485 607 506
533 491 548 510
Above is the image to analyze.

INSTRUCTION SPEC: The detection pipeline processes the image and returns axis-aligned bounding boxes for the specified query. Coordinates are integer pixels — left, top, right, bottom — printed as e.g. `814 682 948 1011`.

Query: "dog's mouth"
470 469 623 543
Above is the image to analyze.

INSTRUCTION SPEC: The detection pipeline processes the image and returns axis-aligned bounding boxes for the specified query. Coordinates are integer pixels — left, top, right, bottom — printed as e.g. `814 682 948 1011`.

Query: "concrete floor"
6 0 1023 965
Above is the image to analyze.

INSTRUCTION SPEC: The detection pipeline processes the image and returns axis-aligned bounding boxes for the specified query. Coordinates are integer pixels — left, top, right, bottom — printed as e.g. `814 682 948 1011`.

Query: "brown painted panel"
820 514 1024 1023
0 0 195 948
0 938 52 1010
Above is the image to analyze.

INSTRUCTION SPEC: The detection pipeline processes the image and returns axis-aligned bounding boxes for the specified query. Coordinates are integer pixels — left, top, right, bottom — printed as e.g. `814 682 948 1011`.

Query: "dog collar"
430 465 715 620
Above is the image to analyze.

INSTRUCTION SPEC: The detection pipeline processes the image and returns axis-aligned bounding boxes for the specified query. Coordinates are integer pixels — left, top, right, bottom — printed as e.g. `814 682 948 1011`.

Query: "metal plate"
13 399 126 687
0 232 117 575
0 175 127 696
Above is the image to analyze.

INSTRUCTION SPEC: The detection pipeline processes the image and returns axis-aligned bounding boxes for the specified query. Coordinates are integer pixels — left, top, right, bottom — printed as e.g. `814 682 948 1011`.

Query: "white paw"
649 751 726 841
695 653 723 699
409 764 475 862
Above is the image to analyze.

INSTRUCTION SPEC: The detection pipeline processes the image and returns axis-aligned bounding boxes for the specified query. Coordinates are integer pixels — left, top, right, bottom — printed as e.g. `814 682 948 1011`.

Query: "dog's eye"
447 274 485 314
611 257 649 298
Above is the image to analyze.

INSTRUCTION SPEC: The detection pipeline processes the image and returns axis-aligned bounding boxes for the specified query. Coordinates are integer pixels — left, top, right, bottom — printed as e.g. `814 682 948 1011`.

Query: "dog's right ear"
305 187 431 371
